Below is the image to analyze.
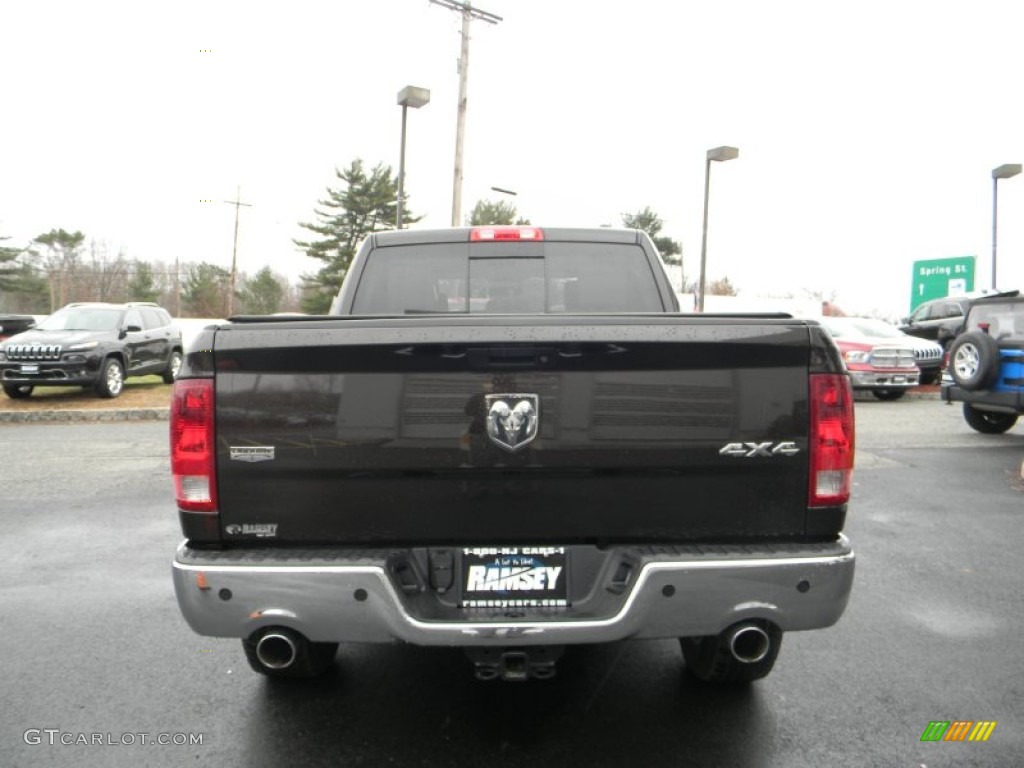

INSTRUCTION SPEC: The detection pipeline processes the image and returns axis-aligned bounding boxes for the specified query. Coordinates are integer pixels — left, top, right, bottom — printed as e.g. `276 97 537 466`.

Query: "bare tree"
84 240 131 302
708 276 738 296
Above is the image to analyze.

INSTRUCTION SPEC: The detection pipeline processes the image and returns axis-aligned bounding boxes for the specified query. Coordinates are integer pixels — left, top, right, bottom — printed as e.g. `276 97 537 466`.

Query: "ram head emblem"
484 394 540 452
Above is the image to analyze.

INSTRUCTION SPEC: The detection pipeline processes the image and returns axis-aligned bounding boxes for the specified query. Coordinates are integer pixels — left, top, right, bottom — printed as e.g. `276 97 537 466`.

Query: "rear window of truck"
350 242 665 314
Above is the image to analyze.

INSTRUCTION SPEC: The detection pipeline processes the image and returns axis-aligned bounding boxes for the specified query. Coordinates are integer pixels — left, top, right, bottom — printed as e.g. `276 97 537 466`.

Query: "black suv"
0 302 183 399
900 291 1019 349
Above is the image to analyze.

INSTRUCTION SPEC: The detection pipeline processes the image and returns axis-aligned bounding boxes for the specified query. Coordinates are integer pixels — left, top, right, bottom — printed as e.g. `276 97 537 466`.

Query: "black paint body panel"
199 317 844 545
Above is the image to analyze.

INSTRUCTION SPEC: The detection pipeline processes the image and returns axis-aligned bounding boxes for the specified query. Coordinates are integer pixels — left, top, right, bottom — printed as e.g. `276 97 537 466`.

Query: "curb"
0 408 170 424
854 387 941 402
903 388 942 400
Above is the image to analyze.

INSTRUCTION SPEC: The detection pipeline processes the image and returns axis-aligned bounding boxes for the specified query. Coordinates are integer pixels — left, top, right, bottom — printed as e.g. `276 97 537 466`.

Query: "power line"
429 0 502 227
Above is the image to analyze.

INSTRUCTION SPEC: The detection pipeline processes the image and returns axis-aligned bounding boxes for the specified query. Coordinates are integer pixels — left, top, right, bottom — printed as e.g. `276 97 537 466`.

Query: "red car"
821 317 920 400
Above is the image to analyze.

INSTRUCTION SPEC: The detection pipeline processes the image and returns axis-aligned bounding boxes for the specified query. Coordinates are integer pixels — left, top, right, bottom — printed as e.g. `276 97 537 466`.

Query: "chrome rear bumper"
173 537 855 646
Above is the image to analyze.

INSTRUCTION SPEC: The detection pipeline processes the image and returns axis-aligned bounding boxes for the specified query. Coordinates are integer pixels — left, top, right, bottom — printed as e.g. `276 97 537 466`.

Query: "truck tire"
872 389 905 401
162 350 183 384
3 383 34 399
242 627 338 679
949 332 1000 390
962 404 1018 434
681 620 782 684
94 358 125 398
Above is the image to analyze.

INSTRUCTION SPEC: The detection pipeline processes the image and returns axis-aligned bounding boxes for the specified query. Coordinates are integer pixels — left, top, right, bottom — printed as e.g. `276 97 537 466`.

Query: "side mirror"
899 316 909 325
121 325 143 339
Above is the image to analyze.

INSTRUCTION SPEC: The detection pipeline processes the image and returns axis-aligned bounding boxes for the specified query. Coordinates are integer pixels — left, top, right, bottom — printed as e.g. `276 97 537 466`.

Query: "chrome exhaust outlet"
726 623 771 664
255 632 298 670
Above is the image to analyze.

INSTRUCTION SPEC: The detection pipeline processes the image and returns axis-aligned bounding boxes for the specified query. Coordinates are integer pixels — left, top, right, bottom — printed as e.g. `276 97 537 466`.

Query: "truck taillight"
808 373 855 507
171 379 218 513
470 226 544 241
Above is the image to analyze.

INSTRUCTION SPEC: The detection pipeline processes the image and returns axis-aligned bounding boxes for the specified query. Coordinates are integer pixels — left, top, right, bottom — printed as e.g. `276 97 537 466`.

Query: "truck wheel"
949 332 999 390
681 620 782 684
962 404 1018 434
3 383 34 399
94 358 125 398
872 389 905 401
242 627 338 679
162 350 183 384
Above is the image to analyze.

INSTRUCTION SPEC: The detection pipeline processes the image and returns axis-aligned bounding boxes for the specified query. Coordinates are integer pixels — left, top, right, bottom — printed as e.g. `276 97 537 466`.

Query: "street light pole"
697 146 739 312
396 86 430 230
991 163 1021 290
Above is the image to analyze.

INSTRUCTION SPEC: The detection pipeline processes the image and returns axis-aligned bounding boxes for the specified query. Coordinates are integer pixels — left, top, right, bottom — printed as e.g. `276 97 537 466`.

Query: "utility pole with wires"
224 186 251 316
429 0 502 227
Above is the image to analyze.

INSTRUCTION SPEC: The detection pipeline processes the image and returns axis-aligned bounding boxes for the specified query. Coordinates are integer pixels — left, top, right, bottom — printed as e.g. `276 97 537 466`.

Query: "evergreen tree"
127 260 162 303
295 159 414 313
3 266 49 312
1 230 48 311
621 207 682 266
237 266 285 315
182 262 230 318
469 199 530 226
0 230 21 292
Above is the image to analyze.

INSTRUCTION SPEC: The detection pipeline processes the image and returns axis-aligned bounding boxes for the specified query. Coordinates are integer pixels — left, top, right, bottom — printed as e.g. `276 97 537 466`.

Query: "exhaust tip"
256 633 298 670
728 625 771 664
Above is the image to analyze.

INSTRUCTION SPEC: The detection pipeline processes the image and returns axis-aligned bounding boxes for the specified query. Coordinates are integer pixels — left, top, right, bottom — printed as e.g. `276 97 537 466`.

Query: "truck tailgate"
211 317 818 544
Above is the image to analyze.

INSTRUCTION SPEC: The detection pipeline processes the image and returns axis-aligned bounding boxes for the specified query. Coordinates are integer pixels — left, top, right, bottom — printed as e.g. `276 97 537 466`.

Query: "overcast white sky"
2 0 1022 318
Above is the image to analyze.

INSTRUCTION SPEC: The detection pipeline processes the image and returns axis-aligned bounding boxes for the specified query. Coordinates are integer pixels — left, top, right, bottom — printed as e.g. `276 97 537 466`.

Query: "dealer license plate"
460 546 568 608
20 364 39 374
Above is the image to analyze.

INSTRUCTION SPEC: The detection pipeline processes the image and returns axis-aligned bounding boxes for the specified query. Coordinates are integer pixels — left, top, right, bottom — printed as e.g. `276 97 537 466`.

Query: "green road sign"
910 256 975 312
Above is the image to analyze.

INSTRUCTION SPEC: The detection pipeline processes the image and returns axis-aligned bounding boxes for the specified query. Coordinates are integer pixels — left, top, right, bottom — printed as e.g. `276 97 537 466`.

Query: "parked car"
819 316 921 399
0 302 183 399
823 316 944 384
0 314 38 342
942 292 1024 433
899 290 1018 350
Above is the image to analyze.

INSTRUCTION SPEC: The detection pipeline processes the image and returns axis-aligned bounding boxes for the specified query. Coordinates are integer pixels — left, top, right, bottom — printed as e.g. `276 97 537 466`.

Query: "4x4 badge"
719 441 800 458
485 394 539 452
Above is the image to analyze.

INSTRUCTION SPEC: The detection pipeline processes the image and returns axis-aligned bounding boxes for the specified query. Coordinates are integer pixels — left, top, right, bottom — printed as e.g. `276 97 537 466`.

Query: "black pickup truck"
171 226 856 684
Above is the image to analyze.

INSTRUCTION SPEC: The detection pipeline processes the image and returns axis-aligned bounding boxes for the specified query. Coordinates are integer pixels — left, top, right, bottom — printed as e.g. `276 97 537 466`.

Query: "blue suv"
942 292 1024 433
